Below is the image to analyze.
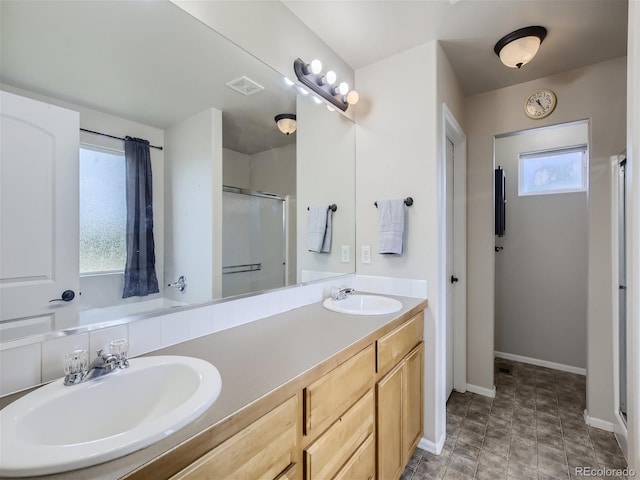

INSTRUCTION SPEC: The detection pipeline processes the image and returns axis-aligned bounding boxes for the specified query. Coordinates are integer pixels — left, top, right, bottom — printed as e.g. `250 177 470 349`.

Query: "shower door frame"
610 153 628 445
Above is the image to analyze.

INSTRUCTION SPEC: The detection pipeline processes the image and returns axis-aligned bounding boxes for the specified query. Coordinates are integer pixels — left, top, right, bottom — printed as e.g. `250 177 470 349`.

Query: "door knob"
49 290 75 302
450 276 459 284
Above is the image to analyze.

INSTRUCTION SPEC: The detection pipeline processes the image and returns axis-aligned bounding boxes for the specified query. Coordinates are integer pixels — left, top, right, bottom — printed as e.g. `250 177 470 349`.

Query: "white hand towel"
377 199 405 255
308 205 330 253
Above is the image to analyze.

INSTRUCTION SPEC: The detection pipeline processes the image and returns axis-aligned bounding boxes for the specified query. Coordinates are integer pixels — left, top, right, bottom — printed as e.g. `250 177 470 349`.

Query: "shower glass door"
618 157 627 421
222 189 285 298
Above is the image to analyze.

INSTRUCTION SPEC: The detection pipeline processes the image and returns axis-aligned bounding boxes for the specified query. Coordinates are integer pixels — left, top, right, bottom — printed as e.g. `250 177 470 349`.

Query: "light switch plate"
341 245 350 263
361 245 371 264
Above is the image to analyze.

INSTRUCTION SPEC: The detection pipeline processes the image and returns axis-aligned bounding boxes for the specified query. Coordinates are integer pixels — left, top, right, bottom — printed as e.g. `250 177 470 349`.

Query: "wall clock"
524 89 557 119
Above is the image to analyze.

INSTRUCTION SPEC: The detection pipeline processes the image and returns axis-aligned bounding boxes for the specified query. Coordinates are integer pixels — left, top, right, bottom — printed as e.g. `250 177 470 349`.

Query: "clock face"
524 89 557 119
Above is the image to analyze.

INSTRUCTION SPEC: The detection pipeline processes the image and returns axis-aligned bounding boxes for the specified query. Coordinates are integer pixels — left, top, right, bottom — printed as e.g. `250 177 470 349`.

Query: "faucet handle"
64 349 88 375
109 339 129 367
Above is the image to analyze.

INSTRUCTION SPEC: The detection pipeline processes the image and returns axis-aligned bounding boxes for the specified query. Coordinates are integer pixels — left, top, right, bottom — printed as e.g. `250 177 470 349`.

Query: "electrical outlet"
341 245 350 263
361 245 371 264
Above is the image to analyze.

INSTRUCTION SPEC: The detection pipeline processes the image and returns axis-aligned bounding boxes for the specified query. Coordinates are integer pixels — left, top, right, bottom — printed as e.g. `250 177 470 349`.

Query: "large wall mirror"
0 0 356 344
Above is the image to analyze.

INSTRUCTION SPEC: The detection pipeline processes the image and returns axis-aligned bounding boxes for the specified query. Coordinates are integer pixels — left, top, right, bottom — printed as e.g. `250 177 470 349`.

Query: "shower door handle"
450 276 459 284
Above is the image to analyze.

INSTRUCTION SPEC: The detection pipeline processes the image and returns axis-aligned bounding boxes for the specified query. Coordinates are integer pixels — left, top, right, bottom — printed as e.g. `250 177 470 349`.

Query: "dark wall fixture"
495 166 506 237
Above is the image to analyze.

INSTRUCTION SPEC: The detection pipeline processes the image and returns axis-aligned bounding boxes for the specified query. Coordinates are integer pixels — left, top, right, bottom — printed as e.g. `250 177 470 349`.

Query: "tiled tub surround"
0 274 426 397
403 358 628 480
0 286 426 479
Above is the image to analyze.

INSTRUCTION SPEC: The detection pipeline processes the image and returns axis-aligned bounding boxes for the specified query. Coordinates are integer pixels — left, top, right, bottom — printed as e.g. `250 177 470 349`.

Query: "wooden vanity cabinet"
145 305 426 480
302 344 376 480
170 396 298 480
376 312 424 480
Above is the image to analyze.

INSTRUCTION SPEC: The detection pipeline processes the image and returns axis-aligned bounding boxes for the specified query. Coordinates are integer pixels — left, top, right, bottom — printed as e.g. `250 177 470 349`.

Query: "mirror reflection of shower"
222 187 287 297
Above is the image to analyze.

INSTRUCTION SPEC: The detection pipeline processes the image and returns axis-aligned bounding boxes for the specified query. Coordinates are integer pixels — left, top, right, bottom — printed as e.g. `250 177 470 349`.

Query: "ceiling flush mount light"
494 26 547 69
293 58 358 111
275 114 297 135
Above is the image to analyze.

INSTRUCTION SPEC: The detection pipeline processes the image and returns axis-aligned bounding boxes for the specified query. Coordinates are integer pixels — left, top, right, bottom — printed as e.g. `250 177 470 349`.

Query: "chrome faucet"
331 287 355 301
63 339 129 386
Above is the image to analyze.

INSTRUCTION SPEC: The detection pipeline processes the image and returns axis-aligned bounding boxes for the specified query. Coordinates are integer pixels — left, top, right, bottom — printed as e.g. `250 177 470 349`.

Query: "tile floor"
403 358 629 480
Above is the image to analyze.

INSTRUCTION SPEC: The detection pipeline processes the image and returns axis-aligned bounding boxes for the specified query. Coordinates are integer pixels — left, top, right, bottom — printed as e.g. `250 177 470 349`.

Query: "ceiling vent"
225 76 265 96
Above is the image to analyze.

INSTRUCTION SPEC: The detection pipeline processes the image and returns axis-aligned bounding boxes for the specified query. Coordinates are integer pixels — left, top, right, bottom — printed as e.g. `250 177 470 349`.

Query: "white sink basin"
323 294 403 315
0 355 222 477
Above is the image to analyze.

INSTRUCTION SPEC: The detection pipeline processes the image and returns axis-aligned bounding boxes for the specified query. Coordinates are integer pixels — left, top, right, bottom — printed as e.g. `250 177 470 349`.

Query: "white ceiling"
282 0 629 95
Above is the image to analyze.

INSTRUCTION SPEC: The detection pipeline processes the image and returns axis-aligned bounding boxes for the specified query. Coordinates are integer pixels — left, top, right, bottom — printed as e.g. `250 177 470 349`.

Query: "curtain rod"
80 128 164 151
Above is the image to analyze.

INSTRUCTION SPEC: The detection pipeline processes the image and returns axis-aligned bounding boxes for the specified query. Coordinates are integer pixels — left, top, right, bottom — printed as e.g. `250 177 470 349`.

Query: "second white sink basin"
323 294 402 315
0 355 221 477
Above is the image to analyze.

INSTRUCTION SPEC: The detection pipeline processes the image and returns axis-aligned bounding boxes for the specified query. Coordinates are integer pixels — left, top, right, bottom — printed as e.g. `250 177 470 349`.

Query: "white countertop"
0 295 426 480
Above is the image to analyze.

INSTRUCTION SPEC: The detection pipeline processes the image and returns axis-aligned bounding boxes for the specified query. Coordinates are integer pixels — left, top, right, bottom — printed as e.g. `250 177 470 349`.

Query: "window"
518 146 588 196
79 146 126 274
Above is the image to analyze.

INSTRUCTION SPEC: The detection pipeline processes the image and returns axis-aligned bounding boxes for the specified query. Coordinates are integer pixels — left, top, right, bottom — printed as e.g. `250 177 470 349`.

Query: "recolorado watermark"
574 466 636 477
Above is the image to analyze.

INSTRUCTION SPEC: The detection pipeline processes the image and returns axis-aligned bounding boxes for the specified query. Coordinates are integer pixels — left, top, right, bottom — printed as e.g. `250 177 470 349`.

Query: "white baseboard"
495 351 586 376
466 383 496 398
583 409 616 432
418 434 445 455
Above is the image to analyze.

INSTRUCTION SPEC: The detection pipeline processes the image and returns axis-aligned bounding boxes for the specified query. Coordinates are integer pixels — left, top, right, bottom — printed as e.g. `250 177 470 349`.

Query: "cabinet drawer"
275 463 298 480
333 433 375 480
304 344 375 437
377 312 423 374
171 396 297 480
304 390 374 480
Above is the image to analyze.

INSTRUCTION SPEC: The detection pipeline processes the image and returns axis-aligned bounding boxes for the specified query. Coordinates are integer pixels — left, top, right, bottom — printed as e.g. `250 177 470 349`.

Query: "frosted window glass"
79 147 126 273
519 149 587 196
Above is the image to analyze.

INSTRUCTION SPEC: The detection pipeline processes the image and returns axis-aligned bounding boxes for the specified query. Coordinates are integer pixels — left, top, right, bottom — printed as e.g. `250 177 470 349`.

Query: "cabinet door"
376 362 403 480
171 396 297 480
403 343 424 463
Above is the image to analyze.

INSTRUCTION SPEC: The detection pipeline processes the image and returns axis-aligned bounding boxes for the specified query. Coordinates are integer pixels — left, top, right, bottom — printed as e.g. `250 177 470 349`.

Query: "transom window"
79 146 126 274
518 146 588 196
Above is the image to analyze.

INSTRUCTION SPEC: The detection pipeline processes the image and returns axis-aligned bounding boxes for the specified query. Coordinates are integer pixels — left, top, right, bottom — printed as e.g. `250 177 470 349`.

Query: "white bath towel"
308 205 332 253
377 199 405 255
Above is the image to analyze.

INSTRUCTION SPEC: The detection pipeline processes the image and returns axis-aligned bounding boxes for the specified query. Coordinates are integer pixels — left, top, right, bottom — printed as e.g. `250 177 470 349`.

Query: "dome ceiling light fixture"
275 114 297 135
494 26 547 69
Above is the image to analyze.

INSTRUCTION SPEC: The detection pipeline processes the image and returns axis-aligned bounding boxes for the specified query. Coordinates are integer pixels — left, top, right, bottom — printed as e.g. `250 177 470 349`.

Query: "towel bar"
374 197 413 208
307 204 337 212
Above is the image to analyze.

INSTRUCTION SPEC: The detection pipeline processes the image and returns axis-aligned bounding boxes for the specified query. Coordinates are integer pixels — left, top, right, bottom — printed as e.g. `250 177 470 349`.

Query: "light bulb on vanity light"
338 82 349 95
310 59 323 74
325 70 337 85
345 90 359 105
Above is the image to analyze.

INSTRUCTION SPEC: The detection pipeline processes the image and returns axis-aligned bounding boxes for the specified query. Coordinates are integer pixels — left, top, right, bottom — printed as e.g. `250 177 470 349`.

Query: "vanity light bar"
293 58 349 111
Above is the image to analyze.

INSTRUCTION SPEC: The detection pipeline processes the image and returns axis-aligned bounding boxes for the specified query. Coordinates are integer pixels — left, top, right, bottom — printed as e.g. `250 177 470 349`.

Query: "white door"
0 91 79 340
444 105 467 395
446 137 455 398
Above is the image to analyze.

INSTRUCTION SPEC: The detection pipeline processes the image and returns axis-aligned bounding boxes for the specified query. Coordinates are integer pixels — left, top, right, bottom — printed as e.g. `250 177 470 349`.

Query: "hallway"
403 358 628 479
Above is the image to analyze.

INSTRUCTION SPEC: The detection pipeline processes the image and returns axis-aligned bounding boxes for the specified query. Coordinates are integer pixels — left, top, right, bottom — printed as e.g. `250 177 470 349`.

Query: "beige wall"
165 108 223 302
355 40 465 449
494 122 589 369
465 57 627 424
222 149 251 189
297 95 356 281
250 144 296 196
